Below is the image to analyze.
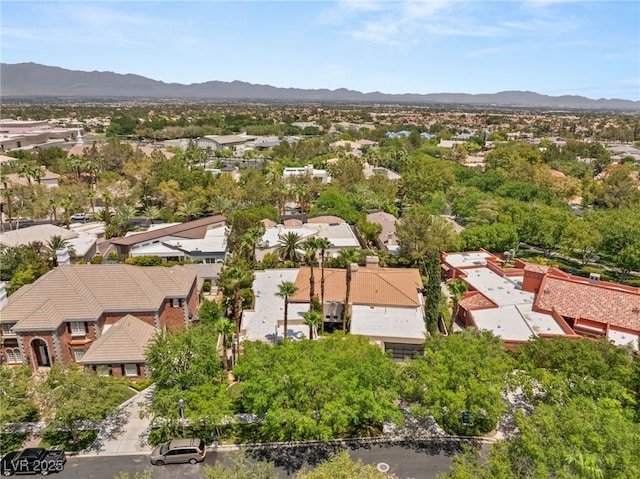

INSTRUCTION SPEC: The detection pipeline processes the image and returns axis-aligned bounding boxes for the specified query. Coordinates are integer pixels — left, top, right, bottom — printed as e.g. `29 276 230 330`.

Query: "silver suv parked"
150 438 206 466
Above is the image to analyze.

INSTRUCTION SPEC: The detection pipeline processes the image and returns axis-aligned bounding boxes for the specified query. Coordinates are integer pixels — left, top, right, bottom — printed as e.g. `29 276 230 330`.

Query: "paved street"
62 443 459 479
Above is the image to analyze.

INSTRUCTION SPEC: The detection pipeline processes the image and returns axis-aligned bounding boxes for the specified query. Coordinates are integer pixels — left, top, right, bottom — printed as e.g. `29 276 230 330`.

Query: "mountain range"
1 62 638 110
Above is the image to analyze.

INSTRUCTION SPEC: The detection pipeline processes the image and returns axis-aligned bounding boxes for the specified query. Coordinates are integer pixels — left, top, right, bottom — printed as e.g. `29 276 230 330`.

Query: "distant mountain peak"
1 62 638 110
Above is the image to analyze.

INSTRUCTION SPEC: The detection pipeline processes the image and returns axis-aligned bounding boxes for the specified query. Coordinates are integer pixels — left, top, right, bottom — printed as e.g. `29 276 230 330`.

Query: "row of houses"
2 247 638 377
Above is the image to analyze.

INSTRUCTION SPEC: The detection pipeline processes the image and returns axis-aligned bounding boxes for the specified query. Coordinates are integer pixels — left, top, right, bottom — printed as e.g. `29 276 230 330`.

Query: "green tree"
297 451 387 479
403 329 514 436
46 234 72 266
0 366 39 428
447 279 467 332
315 237 333 332
40 364 132 443
276 281 299 341
141 205 161 226
217 262 254 363
233 335 402 441
201 451 279 479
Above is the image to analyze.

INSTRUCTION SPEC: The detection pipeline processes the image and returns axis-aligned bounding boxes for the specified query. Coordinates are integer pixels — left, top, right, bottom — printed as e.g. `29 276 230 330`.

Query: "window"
70 321 86 336
73 349 85 361
5 348 22 364
124 363 138 377
1 323 16 336
172 298 182 308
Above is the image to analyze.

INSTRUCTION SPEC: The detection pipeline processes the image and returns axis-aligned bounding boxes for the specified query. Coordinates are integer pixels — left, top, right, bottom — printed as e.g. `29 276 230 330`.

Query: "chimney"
588 273 601 285
56 247 71 266
0 282 7 309
365 256 379 269
387 231 394 245
349 263 359 273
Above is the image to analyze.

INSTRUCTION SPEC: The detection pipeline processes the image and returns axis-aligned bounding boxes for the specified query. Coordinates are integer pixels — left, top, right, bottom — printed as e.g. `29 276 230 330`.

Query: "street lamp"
178 398 186 437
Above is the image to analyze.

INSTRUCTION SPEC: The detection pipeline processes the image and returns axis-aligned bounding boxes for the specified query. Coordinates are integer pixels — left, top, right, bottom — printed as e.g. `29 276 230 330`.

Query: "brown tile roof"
536 276 640 332
460 291 498 310
79 315 157 364
290 266 422 307
110 215 226 246
2 265 196 331
524 263 550 274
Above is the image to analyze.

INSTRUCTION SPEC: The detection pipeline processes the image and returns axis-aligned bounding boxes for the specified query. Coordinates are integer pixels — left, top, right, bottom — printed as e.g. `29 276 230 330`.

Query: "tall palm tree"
338 248 359 332
276 231 302 263
83 159 99 187
17 161 34 186
295 182 310 223
213 318 235 375
101 191 112 227
301 237 320 310
115 204 136 231
0 187 13 232
142 205 161 226
276 281 299 341
276 181 290 217
48 197 58 225
218 265 254 362
315 238 332 333
240 227 263 268
86 189 96 217
31 166 45 185
448 279 468 332
59 198 75 230
301 310 321 340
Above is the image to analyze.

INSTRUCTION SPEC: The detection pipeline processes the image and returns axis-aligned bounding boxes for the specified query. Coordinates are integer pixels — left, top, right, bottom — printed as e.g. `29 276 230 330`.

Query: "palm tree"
101 191 112 227
68 156 83 181
115 204 136 231
46 235 71 266
48 197 58 225
338 248 359 332
176 201 201 221
240 227 263 268
218 265 254 362
301 310 321 340
276 231 302 263
276 181 290 217
213 318 235 375
301 237 320 310
142 205 161 226
276 281 299 341
315 237 332 333
295 182 310 223
0 186 13 232
17 161 35 186
59 198 75 230
31 166 45 185
83 159 99 187
448 279 468 332
86 189 96 217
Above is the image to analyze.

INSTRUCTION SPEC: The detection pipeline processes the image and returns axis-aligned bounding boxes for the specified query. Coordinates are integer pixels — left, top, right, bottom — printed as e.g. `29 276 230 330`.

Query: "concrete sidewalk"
79 386 154 457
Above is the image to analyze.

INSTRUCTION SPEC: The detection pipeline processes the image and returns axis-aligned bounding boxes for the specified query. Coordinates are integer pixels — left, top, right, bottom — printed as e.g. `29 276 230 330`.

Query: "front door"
32 338 51 367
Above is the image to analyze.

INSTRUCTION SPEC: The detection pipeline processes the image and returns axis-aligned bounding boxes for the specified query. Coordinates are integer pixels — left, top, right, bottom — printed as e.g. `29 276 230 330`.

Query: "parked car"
150 438 206 466
16 217 33 225
70 213 88 221
1 447 66 476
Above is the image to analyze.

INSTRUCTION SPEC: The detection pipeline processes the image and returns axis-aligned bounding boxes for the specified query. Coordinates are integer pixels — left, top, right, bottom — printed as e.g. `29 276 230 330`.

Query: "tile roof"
290 266 422 307
79 315 157 364
536 276 640 332
110 215 226 246
2 265 196 331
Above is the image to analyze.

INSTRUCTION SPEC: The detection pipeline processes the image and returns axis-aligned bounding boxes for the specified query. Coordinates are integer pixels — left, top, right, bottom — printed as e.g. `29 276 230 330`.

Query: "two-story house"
0 264 199 378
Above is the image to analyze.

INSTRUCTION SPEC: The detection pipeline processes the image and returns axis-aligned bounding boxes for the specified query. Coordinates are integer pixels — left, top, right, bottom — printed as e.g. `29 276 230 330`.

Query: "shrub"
90 255 103 264
202 280 212 293
107 252 120 262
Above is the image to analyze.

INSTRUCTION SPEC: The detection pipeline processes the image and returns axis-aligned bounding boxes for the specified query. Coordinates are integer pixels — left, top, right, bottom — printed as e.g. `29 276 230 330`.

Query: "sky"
2 0 639 101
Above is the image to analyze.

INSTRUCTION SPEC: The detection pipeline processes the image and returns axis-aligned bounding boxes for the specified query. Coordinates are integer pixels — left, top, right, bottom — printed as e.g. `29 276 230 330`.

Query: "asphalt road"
60 443 460 479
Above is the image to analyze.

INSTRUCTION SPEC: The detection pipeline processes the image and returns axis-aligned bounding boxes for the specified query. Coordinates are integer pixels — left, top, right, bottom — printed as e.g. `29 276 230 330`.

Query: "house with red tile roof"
441 251 640 350
242 256 426 360
0 264 200 377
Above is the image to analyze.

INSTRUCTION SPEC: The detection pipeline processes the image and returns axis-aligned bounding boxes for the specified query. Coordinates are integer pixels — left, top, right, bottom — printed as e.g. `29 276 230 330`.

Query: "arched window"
5 348 22 364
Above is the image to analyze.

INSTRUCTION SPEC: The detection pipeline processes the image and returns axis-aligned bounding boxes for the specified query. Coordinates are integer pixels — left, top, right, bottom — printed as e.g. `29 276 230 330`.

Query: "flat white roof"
608 329 639 351
243 269 309 342
259 223 360 250
473 303 565 342
130 243 183 257
463 266 567 342
350 305 425 342
445 251 492 268
463 267 533 306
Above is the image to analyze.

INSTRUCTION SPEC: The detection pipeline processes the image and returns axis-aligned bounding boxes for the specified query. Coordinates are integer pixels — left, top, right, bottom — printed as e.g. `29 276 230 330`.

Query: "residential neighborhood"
1 101 639 479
